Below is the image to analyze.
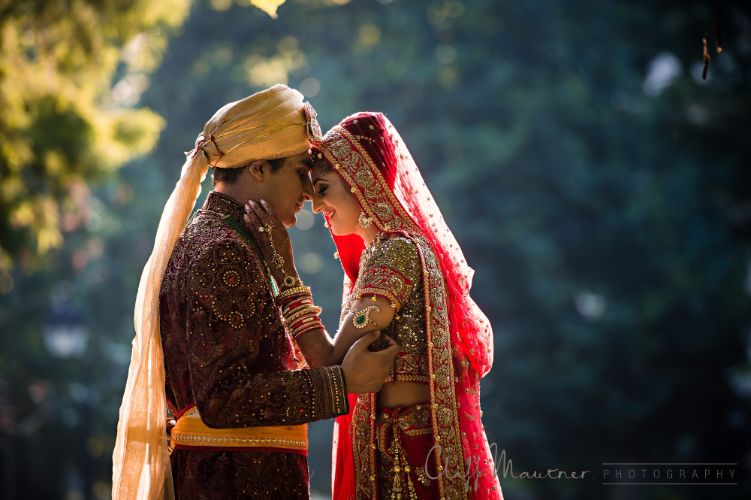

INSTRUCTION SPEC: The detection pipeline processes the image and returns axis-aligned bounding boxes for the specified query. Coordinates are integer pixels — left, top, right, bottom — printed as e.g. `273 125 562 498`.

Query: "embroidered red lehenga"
315 113 503 499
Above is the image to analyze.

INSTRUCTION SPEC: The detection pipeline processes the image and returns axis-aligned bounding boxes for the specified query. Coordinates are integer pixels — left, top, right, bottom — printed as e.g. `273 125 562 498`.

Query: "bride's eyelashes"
315 184 328 195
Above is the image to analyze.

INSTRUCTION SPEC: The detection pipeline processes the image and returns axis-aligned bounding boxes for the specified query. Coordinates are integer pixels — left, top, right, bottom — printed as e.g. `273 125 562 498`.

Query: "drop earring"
358 212 372 229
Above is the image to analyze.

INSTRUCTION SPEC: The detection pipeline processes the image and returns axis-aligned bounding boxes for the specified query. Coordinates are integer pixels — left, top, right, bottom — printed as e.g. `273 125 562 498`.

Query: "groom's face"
259 152 313 228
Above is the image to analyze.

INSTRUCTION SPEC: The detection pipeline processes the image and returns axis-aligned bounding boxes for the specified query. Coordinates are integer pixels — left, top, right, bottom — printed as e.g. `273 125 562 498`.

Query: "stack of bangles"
277 285 324 340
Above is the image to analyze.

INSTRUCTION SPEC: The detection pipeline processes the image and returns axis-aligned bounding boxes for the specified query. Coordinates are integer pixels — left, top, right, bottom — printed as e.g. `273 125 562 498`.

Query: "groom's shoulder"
180 213 260 265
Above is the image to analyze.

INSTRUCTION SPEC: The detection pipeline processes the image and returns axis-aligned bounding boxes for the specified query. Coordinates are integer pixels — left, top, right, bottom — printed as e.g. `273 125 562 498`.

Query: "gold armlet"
352 304 381 329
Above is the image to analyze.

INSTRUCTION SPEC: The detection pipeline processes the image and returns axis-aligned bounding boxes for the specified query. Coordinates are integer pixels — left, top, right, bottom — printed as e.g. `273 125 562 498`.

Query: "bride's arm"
297 236 419 367
294 295 395 368
241 200 411 368
331 296 397 360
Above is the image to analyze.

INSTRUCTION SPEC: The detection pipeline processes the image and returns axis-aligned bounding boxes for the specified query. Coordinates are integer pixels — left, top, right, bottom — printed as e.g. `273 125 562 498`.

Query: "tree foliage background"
0 0 749 499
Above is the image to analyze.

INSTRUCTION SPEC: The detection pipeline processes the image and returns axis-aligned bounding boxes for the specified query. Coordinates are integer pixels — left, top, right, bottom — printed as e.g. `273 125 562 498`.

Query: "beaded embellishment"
352 304 380 329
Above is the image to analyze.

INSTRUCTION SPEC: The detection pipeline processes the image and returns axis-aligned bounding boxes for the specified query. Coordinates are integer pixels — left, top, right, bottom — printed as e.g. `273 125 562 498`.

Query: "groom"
119 85 399 499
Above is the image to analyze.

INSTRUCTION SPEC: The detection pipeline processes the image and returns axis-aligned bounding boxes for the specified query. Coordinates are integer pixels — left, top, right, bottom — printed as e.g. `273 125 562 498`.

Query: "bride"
308 112 502 499
244 111 501 499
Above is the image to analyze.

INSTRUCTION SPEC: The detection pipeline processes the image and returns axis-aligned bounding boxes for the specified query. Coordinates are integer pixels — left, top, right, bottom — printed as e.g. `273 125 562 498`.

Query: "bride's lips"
324 210 336 221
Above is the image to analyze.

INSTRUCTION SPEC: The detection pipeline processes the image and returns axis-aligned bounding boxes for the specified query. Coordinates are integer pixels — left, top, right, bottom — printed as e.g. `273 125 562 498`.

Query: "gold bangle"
281 299 314 317
285 306 322 325
283 303 315 320
278 286 311 299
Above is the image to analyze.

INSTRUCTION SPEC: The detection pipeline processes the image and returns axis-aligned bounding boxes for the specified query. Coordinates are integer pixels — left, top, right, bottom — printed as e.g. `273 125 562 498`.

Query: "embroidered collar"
202 191 246 221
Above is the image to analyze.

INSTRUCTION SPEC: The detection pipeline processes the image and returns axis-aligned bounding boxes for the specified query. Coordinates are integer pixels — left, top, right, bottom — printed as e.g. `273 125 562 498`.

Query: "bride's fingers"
246 200 271 225
243 205 264 232
247 199 272 225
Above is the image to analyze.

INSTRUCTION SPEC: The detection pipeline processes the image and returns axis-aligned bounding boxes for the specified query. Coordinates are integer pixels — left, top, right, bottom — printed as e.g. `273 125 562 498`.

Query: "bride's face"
310 165 362 236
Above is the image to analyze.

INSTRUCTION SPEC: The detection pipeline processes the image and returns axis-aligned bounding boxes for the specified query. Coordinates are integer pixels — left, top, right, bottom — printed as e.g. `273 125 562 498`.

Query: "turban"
112 84 320 500
190 83 322 168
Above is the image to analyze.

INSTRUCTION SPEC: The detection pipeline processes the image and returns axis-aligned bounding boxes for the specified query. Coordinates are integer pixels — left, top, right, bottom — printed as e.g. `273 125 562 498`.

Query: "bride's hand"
243 199 298 286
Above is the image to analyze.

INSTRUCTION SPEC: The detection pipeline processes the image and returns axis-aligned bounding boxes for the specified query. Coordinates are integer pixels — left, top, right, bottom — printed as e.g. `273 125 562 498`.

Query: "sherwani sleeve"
185 240 348 428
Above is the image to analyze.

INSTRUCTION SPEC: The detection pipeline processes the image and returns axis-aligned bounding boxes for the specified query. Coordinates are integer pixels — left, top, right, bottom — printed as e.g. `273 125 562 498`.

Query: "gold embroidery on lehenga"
321 128 468 499
375 404 433 498
344 236 467 499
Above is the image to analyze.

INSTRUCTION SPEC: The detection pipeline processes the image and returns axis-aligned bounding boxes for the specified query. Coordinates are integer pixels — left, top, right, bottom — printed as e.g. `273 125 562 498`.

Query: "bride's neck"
358 225 381 247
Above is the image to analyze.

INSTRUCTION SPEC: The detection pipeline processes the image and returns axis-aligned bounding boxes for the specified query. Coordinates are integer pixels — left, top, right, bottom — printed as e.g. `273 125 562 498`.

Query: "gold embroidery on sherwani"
160 192 349 499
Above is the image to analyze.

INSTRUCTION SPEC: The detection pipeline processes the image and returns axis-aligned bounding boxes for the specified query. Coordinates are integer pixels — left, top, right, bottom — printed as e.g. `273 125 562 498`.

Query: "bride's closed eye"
315 184 328 195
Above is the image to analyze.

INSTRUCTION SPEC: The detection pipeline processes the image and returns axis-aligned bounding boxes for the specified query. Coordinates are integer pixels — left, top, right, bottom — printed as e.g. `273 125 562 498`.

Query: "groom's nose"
301 178 313 201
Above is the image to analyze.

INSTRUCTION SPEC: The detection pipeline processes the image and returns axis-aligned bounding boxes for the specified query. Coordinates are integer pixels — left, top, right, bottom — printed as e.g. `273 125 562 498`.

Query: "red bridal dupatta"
317 112 502 499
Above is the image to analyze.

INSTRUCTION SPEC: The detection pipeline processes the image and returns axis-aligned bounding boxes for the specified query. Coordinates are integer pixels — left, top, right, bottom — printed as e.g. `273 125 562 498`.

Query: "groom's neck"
213 181 254 207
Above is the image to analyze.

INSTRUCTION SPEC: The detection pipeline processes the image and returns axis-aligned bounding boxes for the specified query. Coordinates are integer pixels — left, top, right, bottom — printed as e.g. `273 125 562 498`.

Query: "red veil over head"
317 112 501 499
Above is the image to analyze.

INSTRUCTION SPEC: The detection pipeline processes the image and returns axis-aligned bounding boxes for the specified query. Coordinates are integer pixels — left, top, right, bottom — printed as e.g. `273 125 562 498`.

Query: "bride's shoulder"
365 233 421 271
373 232 415 251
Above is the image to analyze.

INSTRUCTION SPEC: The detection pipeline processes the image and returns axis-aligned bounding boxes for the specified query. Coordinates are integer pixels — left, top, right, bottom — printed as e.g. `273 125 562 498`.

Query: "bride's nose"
311 195 323 214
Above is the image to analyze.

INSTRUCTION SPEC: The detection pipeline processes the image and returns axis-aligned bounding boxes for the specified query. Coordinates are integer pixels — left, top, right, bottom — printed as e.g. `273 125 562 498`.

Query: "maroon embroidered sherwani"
159 191 348 499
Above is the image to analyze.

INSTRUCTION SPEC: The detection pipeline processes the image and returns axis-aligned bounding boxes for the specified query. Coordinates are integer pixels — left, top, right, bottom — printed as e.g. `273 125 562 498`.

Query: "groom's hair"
212 158 285 186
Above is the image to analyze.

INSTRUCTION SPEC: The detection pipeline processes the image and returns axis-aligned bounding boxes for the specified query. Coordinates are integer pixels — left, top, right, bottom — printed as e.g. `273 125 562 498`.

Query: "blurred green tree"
0 0 191 279
1 1 749 499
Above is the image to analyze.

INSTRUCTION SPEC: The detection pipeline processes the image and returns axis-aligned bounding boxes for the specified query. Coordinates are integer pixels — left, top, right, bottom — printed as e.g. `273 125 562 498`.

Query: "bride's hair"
311 112 397 189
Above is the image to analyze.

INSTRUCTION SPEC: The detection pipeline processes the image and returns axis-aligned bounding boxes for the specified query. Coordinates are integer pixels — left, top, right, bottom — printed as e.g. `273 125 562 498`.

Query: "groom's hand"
341 331 400 394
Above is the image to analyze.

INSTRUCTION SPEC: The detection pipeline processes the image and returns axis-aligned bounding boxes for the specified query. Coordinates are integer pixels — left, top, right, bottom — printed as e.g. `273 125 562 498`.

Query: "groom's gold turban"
190 83 323 168
112 84 321 500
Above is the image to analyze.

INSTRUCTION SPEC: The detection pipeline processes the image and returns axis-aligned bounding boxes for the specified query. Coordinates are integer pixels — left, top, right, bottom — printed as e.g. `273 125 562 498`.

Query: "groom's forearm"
195 365 349 427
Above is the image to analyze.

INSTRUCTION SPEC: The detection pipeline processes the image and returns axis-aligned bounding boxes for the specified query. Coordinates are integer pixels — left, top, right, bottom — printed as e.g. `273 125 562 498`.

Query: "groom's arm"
185 240 348 427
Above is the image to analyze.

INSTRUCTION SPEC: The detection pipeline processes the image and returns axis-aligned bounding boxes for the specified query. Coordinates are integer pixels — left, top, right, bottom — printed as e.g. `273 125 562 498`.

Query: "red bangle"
282 298 313 315
290 315 317 330
292 320 324 339
278 292 312 309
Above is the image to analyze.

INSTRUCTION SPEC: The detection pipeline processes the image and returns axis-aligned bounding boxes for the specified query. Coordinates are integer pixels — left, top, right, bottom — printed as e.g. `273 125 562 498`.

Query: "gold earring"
358 212 372 229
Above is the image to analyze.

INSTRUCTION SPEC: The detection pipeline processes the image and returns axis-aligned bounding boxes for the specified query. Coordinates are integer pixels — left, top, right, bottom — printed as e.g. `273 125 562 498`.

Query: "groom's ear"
247 160 270 181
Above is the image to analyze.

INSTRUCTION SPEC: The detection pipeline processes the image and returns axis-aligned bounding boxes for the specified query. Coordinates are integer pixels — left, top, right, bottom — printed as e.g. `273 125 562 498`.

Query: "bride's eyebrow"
310 169 328 184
